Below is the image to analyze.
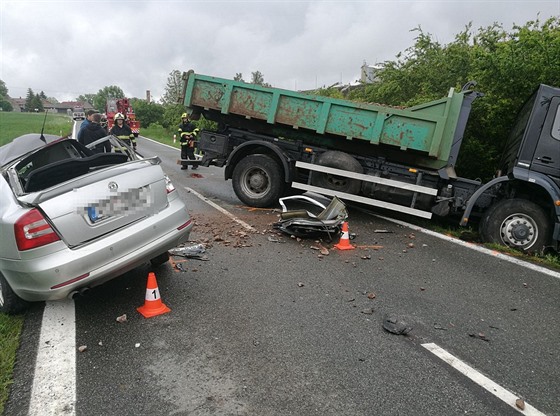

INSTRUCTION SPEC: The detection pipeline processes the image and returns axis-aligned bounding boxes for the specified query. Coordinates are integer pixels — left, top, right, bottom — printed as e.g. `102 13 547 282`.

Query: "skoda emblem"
108 181 118 191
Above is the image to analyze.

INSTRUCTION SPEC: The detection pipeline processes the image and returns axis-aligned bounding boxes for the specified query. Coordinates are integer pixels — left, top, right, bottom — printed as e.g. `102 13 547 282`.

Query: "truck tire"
0 272 29 315
479 199 551 253
232 154 284 207
311 151 363 195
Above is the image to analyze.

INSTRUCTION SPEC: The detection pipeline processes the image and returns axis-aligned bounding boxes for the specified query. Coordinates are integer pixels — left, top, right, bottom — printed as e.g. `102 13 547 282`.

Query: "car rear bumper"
0 197 193 302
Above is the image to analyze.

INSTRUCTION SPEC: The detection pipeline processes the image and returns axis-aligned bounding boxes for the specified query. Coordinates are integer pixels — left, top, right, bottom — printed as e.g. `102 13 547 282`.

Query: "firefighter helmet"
181 113 188 119
114 112 125 120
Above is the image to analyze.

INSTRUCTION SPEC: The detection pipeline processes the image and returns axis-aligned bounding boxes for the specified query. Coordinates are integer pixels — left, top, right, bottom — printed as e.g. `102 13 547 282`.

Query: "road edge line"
185 187 256 232
29 300 76 416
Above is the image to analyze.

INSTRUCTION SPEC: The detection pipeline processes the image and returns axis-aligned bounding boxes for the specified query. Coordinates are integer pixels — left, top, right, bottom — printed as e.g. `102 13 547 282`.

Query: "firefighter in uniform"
110 112 136 151
174 113 198 170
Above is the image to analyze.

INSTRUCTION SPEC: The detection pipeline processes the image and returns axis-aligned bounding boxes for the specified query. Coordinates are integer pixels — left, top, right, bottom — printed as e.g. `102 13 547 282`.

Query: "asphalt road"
6 137 560 416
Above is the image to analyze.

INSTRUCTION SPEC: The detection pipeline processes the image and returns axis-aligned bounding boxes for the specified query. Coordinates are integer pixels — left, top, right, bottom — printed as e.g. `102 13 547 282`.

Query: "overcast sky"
1 0 559 103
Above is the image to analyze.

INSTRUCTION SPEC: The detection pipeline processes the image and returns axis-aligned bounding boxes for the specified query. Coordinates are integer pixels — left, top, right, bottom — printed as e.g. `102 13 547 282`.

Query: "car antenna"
39 109 49 143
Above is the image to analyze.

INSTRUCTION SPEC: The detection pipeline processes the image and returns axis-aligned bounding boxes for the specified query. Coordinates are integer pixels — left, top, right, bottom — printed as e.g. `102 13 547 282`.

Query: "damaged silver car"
0 133 193 314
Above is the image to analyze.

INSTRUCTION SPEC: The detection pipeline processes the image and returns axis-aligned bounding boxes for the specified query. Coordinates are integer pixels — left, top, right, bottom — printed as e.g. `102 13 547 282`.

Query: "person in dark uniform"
78 113 110 154
174 113 198 170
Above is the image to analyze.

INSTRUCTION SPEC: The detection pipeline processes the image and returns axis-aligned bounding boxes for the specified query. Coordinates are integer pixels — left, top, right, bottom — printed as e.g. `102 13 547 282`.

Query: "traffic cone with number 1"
137 272 171 318
335 221 355 250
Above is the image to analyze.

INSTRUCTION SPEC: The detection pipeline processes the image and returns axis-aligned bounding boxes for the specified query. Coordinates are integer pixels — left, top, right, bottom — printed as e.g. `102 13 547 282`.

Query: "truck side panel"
182 71 468 170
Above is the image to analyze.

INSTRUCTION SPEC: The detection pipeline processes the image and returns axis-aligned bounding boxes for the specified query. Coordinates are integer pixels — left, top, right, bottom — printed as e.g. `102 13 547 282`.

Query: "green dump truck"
180 70 560 252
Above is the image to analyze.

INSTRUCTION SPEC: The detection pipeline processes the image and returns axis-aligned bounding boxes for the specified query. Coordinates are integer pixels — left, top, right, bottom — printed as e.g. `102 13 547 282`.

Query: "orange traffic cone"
137 272 171 318
335 221 355 250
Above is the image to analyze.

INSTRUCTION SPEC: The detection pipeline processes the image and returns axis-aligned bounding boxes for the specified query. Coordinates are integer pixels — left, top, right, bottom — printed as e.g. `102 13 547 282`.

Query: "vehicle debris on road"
382 314 413 335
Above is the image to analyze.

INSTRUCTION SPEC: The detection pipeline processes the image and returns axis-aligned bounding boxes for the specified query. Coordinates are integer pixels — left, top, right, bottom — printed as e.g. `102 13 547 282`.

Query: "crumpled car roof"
0 134 63 167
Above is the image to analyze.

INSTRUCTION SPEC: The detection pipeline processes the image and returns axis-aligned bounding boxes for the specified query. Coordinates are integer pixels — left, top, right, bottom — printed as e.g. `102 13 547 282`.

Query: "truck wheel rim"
500 213 537 249
243 168 269 196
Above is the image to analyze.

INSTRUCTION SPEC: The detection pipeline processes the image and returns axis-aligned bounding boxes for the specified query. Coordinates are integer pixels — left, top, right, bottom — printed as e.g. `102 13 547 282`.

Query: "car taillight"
14 209 61 251
165 175 176 194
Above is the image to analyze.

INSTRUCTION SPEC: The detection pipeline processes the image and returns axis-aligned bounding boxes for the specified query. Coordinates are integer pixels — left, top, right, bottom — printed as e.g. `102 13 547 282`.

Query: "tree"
93 86 125 112
234 73 244 82
130 98 165 128
0 80 13 111
25 88 35 111
161 70 184 105
39 91 47 99
77 94 96 106
348 17 560 181
0 80 8 97
250 70 270 87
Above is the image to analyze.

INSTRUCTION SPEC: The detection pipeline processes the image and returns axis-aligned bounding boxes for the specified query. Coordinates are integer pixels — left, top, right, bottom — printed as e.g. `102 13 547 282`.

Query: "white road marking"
185 186 257 232
373 214 560 280
29 300 76 415
422 343 546 415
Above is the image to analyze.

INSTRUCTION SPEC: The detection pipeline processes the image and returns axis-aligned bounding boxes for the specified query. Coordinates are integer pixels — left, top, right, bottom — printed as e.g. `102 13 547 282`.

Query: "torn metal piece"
169 244 206 258
273 196 348 240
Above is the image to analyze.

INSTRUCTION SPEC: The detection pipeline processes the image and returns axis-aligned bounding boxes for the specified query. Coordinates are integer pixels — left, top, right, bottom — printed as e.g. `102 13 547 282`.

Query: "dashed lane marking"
422 343 546 415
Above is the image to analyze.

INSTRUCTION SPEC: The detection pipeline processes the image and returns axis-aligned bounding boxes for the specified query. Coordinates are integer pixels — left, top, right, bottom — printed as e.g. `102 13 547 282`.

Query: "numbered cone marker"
137 272 171 318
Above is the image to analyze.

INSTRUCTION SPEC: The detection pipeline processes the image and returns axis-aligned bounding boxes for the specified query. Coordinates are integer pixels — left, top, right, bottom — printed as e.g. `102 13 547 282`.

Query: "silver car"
0 133 193 314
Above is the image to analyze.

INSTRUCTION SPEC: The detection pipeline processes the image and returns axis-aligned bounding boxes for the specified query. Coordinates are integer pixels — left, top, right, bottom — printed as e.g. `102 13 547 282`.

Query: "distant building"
6 97 94 114
361 61 383 84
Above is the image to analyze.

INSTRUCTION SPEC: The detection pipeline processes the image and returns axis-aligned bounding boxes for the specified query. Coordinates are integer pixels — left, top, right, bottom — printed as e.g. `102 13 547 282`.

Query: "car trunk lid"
19 161 169 247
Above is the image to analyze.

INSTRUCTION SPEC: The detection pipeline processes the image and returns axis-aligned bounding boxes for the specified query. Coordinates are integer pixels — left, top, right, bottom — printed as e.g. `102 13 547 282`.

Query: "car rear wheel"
0 273 29 315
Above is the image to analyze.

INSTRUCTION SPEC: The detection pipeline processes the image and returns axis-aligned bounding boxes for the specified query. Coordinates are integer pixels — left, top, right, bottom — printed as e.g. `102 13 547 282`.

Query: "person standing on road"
174 113 198 170
77 109 98 142
78 113 110 154
109 112 136 150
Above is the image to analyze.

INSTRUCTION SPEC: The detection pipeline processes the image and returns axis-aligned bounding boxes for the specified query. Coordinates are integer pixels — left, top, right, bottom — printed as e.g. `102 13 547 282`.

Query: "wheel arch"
224 141 293 183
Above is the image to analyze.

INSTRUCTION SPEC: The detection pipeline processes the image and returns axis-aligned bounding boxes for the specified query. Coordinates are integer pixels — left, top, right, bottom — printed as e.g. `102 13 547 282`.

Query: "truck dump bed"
181 70 476 170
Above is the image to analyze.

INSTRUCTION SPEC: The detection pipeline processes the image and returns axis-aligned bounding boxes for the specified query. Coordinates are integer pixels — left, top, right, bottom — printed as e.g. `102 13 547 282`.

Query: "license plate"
86 187 151 224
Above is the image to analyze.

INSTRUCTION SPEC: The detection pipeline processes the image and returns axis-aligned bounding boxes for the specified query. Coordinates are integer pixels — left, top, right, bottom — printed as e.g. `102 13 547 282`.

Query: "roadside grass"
0 112 73 146
0 314 24 415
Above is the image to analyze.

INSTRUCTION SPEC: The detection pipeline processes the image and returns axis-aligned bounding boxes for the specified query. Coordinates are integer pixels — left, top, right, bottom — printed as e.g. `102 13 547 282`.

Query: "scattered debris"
367 292 376 299
433 323 447 331
267 235 283 243
407 242 415 248
135 343 141 348
116 314 127 323
374 229 392 233
78 345 87 353
468 332 490 342
361 255 372 260
420 287 426 291
382 314 412 335
169 244 207 259
98 341 103 346
310 244 330 255
361 308 375 315
297 282 305 287
515 398 525 410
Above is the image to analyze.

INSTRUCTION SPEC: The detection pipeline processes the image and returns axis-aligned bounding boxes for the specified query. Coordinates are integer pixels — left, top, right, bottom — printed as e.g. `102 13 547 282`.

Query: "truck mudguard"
461 168 560 229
